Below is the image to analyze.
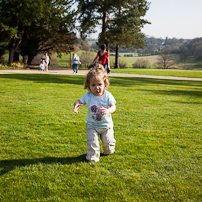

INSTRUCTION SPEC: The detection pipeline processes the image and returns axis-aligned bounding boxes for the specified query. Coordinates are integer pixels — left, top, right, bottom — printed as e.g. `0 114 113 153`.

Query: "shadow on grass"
139 89 202 98
0 154 86 176
109 77 202 87
0 74 85 85
0 74 201 87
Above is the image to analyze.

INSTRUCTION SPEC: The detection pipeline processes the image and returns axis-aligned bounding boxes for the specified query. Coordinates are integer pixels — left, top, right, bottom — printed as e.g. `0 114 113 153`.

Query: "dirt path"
0 69 202 81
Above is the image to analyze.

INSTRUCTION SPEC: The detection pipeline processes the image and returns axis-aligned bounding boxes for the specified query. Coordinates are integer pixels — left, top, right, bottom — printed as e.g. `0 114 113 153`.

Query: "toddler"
39 59 46 71
73 64 116 162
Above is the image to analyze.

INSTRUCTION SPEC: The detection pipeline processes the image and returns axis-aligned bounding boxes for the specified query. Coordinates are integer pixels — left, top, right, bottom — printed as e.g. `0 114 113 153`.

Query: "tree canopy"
76 0 150 68
0 0 77 64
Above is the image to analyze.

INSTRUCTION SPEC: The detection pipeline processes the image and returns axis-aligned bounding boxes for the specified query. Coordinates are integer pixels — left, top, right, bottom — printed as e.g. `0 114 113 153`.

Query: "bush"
10 62 25 69
132 59 150 69
79 51 95 67
119 60 128 69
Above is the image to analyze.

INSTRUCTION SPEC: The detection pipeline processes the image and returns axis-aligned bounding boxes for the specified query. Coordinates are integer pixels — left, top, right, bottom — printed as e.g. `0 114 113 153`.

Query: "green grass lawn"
111 68 202 78
0 73 201 201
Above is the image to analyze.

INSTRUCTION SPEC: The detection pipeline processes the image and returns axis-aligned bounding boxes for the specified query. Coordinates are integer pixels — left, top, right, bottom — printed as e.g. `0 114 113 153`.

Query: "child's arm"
101 103 116 115
73 100 83 113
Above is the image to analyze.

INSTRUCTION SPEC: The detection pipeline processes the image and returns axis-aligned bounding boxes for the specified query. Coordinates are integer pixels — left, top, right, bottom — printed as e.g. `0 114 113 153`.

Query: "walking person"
43 53 50 71
72 52 80 74
73 64 116 162
92 44 111 73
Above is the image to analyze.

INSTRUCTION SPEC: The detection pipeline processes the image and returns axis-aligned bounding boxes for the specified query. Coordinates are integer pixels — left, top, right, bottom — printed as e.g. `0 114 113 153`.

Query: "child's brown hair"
84 64 109 90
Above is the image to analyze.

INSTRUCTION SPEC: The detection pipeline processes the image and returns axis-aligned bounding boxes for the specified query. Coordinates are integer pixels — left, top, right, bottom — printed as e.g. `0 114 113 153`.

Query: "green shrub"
132 59 150 69
80 51 95 66
119 60 128 68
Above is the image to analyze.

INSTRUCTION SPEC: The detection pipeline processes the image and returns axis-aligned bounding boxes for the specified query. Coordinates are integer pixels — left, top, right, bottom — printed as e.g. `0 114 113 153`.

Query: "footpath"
0 69 202 81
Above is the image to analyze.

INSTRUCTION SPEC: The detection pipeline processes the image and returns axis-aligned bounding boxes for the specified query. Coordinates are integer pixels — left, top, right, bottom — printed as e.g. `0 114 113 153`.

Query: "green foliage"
0 74 201 201
180 37 202 60
0 0 77 63
107 1 150 49
77 0 150 46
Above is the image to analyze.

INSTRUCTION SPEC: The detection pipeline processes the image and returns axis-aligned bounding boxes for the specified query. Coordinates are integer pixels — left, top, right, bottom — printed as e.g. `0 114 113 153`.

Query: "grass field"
111 69 202 78
54 52 202 70
0 73 201 201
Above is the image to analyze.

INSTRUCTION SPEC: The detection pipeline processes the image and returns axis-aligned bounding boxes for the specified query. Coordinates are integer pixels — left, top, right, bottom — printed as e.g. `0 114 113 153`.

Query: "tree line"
0 0 151 68
1 0 201 68
0 0 77 64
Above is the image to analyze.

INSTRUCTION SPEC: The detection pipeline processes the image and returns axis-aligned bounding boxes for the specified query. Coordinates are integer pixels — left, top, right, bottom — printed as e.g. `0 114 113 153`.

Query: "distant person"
43 53 50 71
72 52 80 74
92 44 111 73
73 64 116 162
39 59 46 71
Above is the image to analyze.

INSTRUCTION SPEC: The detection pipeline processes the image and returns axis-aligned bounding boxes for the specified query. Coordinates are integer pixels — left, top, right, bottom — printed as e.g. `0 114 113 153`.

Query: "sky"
142 0 202 39
88 0 202 40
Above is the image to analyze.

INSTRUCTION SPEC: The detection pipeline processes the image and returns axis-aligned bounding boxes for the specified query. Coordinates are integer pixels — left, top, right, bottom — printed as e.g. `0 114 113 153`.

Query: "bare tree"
156 50 175 69
180 46 191 61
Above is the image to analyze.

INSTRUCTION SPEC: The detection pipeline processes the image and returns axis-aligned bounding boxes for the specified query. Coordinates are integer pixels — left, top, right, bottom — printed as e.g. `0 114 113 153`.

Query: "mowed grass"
0 74 201 201
111 68 202 78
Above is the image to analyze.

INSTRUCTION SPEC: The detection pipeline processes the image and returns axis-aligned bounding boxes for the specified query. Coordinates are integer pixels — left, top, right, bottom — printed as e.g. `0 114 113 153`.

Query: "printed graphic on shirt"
91 105 103 121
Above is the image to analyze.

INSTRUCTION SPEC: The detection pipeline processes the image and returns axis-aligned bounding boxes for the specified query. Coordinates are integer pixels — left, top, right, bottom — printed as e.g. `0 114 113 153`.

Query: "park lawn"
111 68 202 78
117 54 159 68
55 52 202 73
0 74 201 201
52 52 158 68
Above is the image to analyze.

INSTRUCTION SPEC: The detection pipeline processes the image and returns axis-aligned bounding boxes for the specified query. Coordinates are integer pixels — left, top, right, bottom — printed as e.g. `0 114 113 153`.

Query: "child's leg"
100 128 116 155
86 124 100 162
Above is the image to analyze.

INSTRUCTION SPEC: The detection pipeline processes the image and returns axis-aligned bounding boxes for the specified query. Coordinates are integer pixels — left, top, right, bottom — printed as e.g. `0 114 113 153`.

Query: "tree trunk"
14 52 19 62
115 44 119 68
100 11 108 46
9 32 24 63
9 46 15 64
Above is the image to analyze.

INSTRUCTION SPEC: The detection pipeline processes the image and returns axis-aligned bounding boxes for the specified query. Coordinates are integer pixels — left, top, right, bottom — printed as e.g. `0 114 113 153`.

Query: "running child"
73 64 116 162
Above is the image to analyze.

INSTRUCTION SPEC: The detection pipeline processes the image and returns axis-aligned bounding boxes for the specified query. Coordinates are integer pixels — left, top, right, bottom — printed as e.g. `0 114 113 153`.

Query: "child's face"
89 76 105 97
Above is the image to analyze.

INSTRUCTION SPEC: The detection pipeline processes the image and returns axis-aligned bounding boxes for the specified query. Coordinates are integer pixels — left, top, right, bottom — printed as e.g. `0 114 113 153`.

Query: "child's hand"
100 103 116 116
73 100 83 113
100 106 109 116
73 104 82 113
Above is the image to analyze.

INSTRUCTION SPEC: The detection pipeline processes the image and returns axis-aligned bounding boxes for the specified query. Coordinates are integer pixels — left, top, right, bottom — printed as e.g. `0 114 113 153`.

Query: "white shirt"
80 90 116 128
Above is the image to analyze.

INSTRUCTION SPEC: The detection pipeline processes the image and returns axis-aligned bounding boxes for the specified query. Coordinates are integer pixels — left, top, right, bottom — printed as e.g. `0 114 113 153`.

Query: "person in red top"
92 44 111 73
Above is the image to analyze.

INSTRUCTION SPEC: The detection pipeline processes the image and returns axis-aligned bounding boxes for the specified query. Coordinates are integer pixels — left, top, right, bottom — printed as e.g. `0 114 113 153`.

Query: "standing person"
92 44 111 73
72 52 80 74
73 64 116 162
43 53 50 71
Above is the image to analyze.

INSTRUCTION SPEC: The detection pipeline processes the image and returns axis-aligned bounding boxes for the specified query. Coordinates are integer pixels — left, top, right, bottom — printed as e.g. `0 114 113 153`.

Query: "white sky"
142 0 202 39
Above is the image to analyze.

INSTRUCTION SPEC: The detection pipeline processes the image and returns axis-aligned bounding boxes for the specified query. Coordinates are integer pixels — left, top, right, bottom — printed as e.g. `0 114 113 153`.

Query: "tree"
0 0 77 64
106 1 150 68
178 37 202 61
180 46 191 61
157 50 175 69
77 0 150 68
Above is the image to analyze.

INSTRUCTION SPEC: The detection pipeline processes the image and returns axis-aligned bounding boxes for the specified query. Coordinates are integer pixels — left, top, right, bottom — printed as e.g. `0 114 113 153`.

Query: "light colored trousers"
86 124 116 162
